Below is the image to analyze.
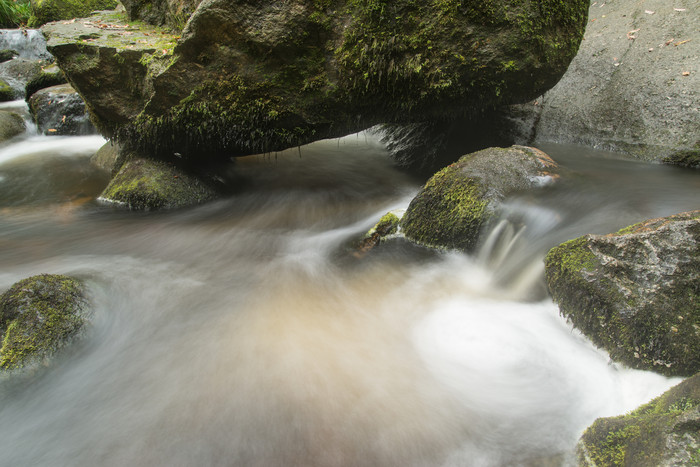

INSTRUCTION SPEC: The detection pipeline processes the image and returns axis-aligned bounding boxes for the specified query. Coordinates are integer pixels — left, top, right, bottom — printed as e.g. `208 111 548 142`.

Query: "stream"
0 103 698 466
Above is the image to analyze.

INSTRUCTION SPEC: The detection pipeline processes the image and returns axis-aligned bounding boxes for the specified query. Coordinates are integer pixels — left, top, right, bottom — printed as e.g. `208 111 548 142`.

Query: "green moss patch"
29 0 118 27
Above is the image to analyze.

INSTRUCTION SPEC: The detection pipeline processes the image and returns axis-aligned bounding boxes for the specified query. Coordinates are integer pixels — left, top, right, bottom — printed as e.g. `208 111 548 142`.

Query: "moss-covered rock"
0 77 15 102
663 148 700 169
0 274 90 370
401 145 558 251
98 155 217 210
0 110 26 142
355 211 402 257
545 211 700 377
24 63 67 99
43 1 588 162
578 373 700 467
0 49 18 63
0 57 46 98
28 83 96 135
28 0 118 27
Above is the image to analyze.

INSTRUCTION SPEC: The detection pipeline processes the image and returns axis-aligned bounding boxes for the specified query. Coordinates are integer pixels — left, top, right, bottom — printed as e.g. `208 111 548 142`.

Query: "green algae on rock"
24 63 67 99
43 0 588 162
98 155 217 210
401 145 558 251
545 210 700 377
356 211 402 257
29 0 118 27
578 372 700 467
0 274 90 370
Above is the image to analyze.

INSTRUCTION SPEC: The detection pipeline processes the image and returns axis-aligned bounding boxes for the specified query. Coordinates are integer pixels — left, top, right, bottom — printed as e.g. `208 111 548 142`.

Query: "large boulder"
401 145 558 251
0 274 90 370
28 83 96 135
545 211 700 377
502 0 699 163
98 155 218 210
43 1 588 162
578 373 700 467
0 110 26 142
28 0 118 27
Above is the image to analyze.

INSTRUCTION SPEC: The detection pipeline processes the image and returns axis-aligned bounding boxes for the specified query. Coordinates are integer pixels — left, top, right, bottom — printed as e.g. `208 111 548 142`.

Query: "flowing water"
0 110 698 466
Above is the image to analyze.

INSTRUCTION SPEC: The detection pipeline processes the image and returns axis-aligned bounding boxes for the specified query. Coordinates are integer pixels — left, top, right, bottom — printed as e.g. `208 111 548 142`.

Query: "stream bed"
0 116 698 466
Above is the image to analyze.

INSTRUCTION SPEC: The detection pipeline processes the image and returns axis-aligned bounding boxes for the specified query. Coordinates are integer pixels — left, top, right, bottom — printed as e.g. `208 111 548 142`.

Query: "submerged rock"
43 1 588 162
500 0 700 163
0 274 90 370
98 155 217 210
29 0 119 27
401 146 558 252
355 211 401 257
578 373 700 467
545 211 700 377
28 83 96 135
0 110 26 142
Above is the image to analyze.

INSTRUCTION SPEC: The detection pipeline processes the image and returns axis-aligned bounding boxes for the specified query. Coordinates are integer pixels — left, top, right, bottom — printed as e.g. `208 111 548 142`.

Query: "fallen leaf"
48 129 57 133
674 39 691 46
682 71 690 76
665 38 674 46
644 10 654 14
674 8 686 12
627 28 640 40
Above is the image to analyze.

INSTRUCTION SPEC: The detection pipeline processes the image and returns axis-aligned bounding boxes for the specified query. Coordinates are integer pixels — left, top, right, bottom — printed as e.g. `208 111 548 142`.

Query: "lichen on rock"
0 274 90 371
545 210 700 377
401 145 559 251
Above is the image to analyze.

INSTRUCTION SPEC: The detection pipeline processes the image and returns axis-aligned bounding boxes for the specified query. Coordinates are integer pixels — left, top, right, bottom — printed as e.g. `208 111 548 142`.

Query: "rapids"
0 116 698 466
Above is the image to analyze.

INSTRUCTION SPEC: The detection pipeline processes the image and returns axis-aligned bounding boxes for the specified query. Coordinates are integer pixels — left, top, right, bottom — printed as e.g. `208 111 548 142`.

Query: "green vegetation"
28 0 118 27
0 78 15 102
0 0 31 27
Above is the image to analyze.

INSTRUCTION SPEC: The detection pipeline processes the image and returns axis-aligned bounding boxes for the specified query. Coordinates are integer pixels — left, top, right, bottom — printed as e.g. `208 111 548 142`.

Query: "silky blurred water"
0 124 697 466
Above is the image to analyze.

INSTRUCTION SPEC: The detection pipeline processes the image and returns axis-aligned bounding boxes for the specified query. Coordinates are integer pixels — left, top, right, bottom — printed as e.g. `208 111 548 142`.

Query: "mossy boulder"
28 83 96 135
663 148 700 169
98 155 217 210
545 211 700 377
355 211 402 257
24 63 67 99
0 57 47 98
0 78 15 102
401 145 558 251
0 274 90 370
0 110 26 142
28 0 118 27
578 373 700 467
44 1 587 162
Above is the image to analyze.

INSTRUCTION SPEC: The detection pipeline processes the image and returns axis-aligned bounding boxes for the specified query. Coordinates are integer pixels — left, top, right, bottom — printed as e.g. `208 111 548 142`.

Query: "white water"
0 123 698 466
0 29 51 60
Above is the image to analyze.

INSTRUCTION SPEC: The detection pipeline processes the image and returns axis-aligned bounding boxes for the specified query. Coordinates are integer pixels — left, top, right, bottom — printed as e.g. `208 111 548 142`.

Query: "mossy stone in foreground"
0 274 90 370
99 156 217 210
401 146 558 251
0 78 16 102
29 0 118 27
578 373 700 467
0 110 26 142
545 211 700 377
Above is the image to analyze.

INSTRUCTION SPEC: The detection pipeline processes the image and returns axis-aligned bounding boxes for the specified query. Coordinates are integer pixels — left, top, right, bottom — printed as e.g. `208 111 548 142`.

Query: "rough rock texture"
121 0 202 30
28 83 96 135
502 0 699 163
0 274 90 370
0 110 26 142
98 156 217 210
578 373 700 467
401 145 558 251
545 211 700 377
29 0 118 27
43 1 588 162
24 63 67 99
